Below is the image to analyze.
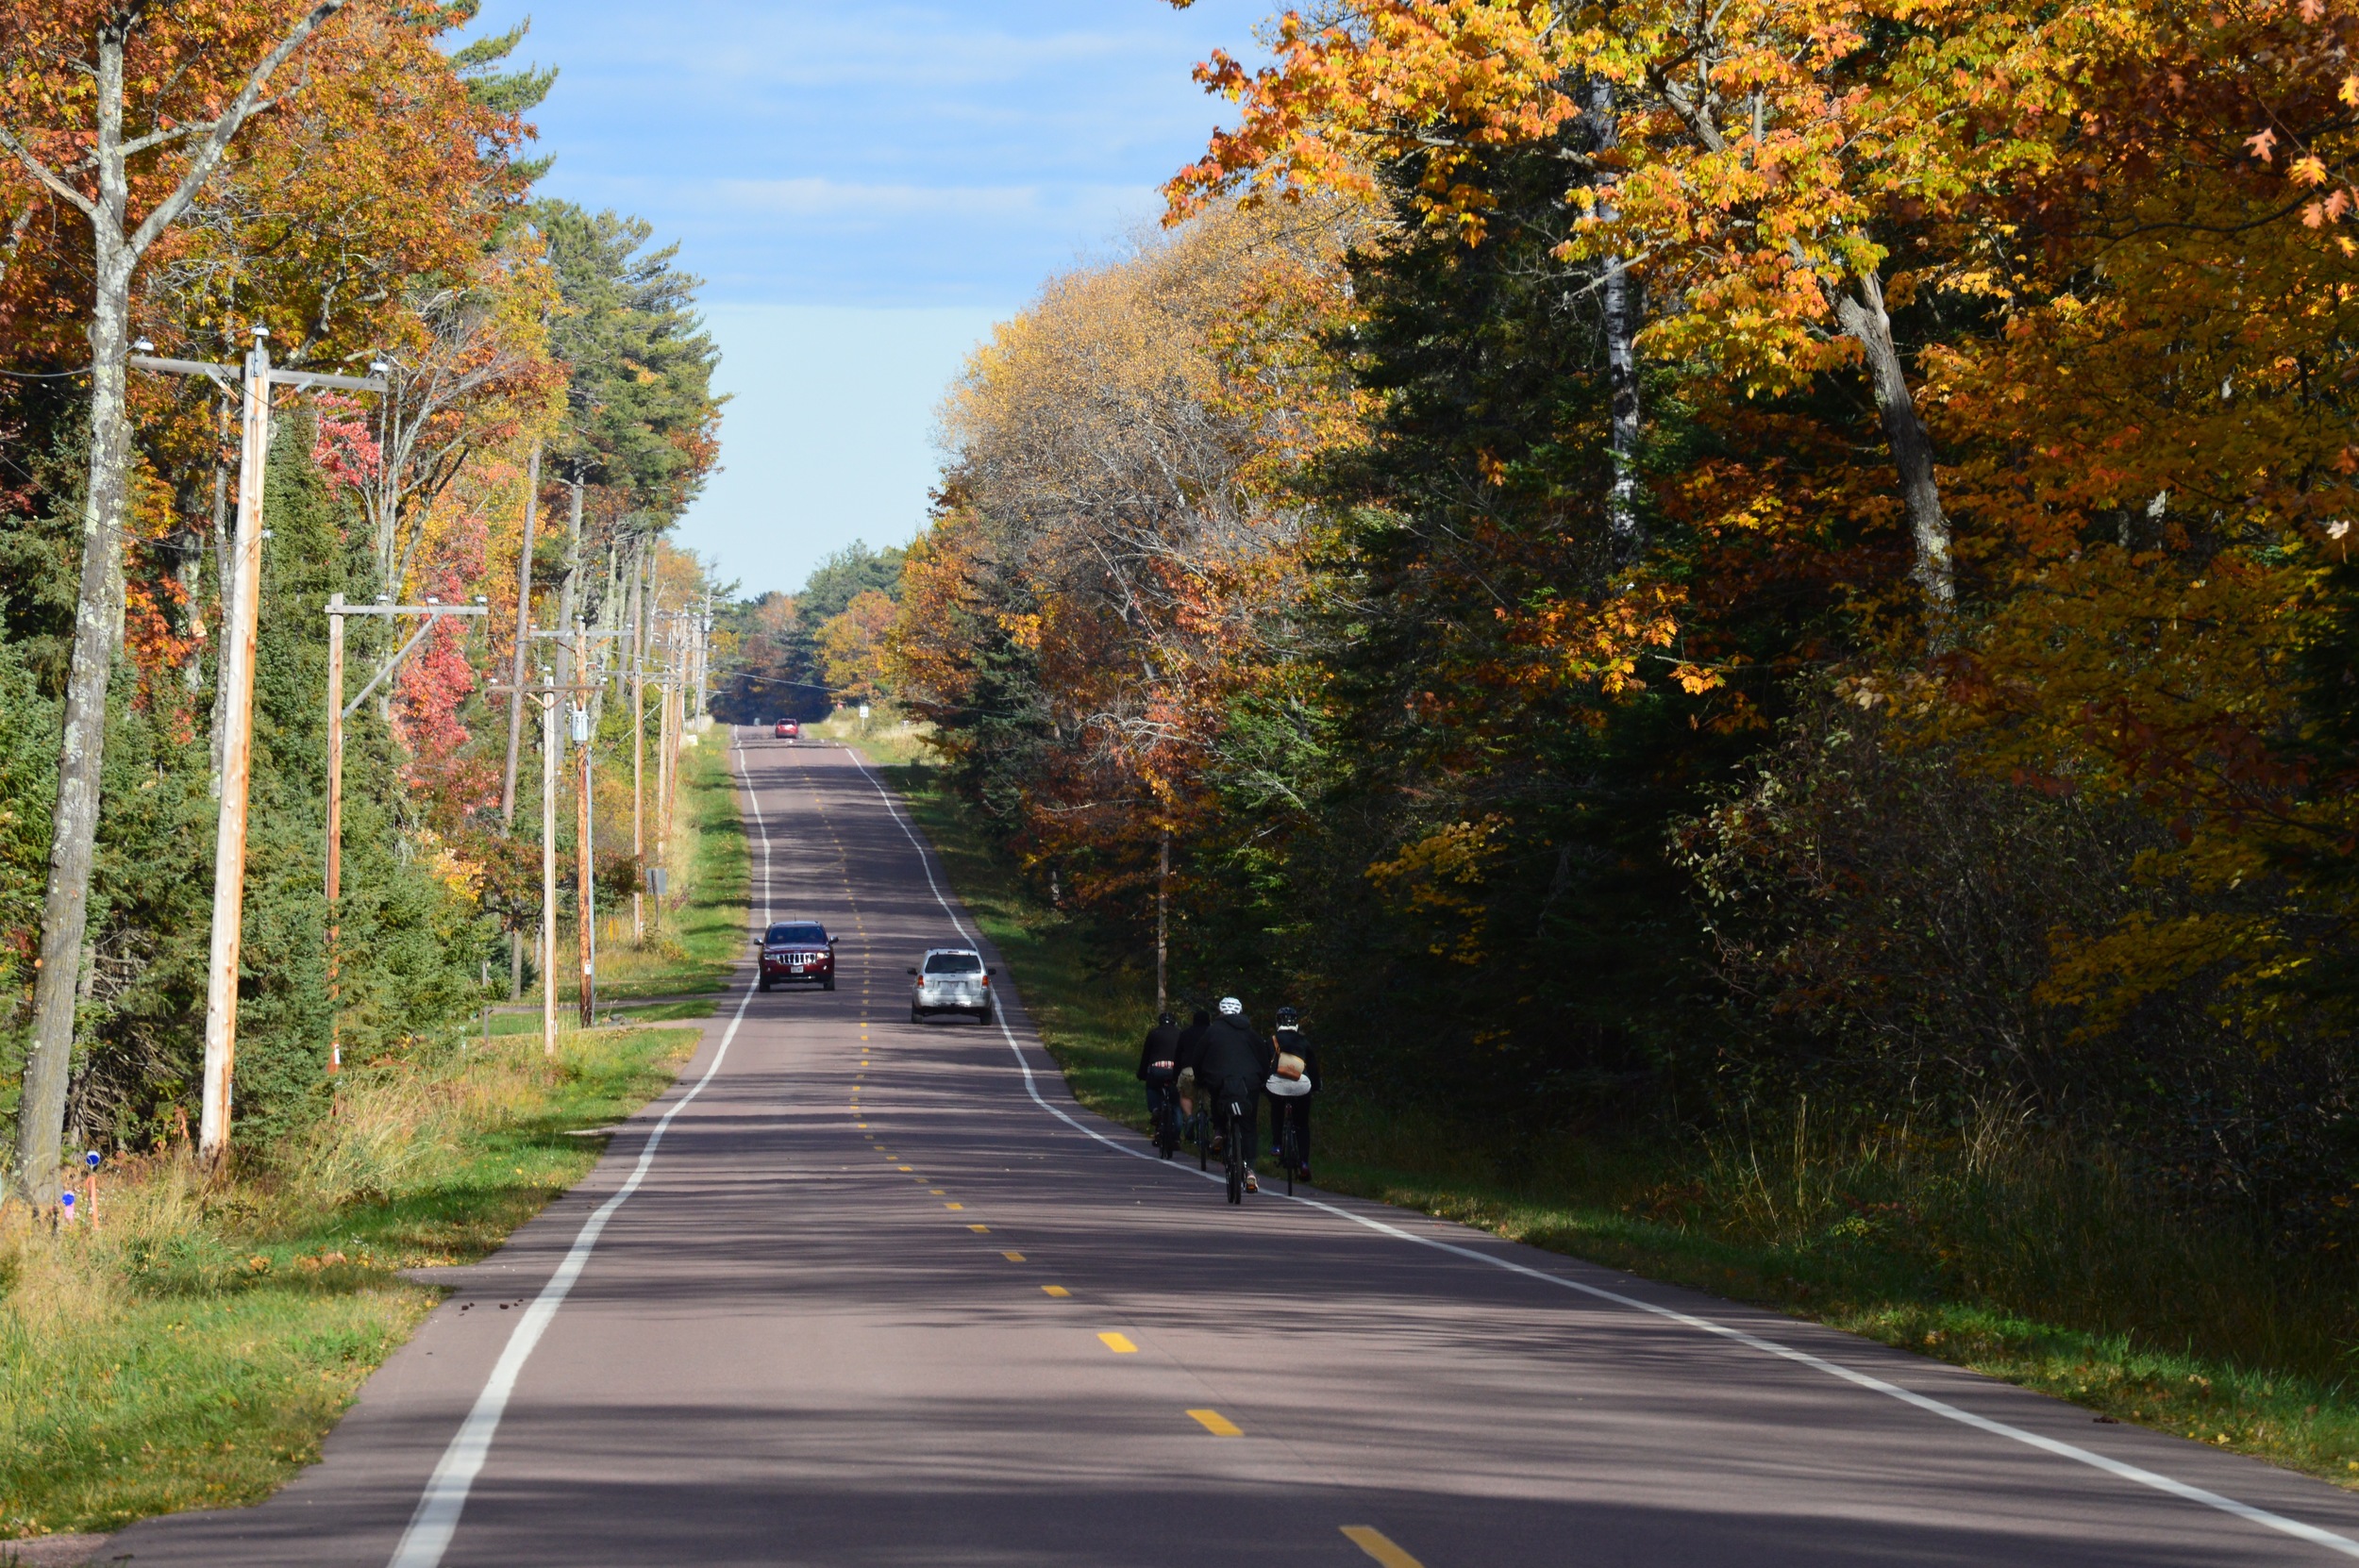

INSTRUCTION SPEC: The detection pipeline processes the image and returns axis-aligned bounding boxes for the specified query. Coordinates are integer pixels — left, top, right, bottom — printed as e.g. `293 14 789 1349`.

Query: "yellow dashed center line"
967 1224 989 1233
1187 1410 1242 1437
1098 1332 1137 1354
1341 1527 1427 1567
1002 1251 1026 1262
945 1202 964 1210
1042 1285 1069 1298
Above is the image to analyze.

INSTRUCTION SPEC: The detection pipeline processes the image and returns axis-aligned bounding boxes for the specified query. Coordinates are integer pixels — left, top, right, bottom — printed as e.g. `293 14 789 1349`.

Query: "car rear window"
924 952 983 974
765 924 827 945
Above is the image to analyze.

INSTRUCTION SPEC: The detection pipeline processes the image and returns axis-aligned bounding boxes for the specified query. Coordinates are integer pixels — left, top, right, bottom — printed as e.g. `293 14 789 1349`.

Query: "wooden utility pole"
494 663 603 1055
655 618 678 886
323 595 484 1076
92 332 390 1166
326 602 343 1071
695 590 711 724
195 335 267 1164
574 623 596 1027
541 682 559 1057
630 550 646 940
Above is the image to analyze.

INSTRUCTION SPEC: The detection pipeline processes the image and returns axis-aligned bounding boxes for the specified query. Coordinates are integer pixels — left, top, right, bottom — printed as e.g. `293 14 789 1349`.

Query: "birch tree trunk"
14 222 136 1202
1588 79 1643 555
1833 267 1955 637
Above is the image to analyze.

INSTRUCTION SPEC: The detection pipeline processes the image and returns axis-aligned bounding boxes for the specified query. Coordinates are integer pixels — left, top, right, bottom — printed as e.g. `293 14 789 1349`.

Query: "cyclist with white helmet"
1196 995 1275 1193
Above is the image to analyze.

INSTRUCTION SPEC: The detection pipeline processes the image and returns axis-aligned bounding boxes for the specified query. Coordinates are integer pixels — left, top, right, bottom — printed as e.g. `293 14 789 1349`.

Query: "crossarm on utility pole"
337 605 484 722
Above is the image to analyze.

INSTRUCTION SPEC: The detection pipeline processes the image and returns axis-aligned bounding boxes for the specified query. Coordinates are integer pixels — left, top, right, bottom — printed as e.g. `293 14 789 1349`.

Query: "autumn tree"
0 0 360 1202
895 200 1365 934
819 590 897 708
1168 0 2117 639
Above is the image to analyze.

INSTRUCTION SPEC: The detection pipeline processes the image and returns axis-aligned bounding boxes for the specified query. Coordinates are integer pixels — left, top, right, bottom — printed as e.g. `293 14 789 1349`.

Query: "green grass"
877 759 2359 1492
0 1023 702 1539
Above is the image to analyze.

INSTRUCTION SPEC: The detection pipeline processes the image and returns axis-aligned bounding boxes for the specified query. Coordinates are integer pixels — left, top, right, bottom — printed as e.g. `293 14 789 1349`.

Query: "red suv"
758 921 836 992
774 720 799 740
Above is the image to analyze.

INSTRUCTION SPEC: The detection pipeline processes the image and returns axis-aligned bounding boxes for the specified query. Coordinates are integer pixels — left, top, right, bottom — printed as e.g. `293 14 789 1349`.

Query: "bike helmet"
1217 996 1243 1017
1276 1006 1298 1026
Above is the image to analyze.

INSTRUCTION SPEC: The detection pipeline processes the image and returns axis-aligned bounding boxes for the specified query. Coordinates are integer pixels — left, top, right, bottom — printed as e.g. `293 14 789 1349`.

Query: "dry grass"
811 705 935 768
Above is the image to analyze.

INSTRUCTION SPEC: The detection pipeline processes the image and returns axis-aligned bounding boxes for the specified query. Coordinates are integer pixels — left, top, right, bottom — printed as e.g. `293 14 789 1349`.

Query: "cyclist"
1136 1011 1181 1144
1267 1005 1319 1183
1196 996 1275 1192
1173 1005 1213 1122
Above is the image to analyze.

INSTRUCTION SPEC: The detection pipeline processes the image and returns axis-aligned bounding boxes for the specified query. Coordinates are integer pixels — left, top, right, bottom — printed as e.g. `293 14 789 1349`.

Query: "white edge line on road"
842 745 2359 1563
386 729 771 1568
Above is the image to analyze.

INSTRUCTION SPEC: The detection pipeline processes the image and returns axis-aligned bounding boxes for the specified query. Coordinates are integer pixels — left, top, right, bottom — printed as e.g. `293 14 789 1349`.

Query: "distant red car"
759 921 835 992
774 720 799 740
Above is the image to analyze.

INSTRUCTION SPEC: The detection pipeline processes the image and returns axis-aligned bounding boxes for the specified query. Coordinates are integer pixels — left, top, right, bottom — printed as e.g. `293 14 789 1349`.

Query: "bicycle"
1277 1110 1303 1194
1222 1098 1248 1205
1149 1087 1180 1159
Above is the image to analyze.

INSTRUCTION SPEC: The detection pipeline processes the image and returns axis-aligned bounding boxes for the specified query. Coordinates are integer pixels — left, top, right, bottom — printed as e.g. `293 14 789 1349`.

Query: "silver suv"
909 948 995 1024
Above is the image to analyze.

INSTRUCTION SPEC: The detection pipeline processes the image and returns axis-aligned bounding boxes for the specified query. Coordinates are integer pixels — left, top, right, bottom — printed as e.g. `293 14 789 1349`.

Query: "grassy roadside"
808 704 934 768
873 758 2359 1492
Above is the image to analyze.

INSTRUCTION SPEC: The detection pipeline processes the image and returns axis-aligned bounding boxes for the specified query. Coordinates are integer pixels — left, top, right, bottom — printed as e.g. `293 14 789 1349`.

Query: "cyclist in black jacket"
1197 997 1276 1191
1267 1006 1319 1182
1136 1012 1181 1140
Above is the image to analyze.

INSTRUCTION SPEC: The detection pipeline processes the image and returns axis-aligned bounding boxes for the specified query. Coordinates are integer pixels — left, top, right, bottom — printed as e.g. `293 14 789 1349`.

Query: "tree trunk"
499 441 540 828
1588 79 1643 554
1833 267 1954 638
9 233 133 1204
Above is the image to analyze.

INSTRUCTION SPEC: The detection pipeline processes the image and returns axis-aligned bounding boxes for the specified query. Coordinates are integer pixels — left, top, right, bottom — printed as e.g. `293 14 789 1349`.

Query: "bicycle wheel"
1196 1109 1209 1171
1282 1118 1297 1194
1225 1106 1246 1204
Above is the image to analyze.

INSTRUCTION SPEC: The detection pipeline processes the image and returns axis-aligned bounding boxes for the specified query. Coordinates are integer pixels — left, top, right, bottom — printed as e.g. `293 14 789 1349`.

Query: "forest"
0 3 726 1199
884 0 2359 1268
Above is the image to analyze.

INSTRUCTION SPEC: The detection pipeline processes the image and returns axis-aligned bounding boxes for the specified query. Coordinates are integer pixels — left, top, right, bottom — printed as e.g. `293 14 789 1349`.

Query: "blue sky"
461 1 1273 598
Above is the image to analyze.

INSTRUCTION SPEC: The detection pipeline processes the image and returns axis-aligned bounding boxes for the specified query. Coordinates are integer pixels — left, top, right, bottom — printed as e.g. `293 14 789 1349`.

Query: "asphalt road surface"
109 729 2359 1567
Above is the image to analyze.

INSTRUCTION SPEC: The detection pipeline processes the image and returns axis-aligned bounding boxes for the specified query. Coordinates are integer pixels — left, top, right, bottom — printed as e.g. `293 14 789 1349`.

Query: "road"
109 729 2359 1567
